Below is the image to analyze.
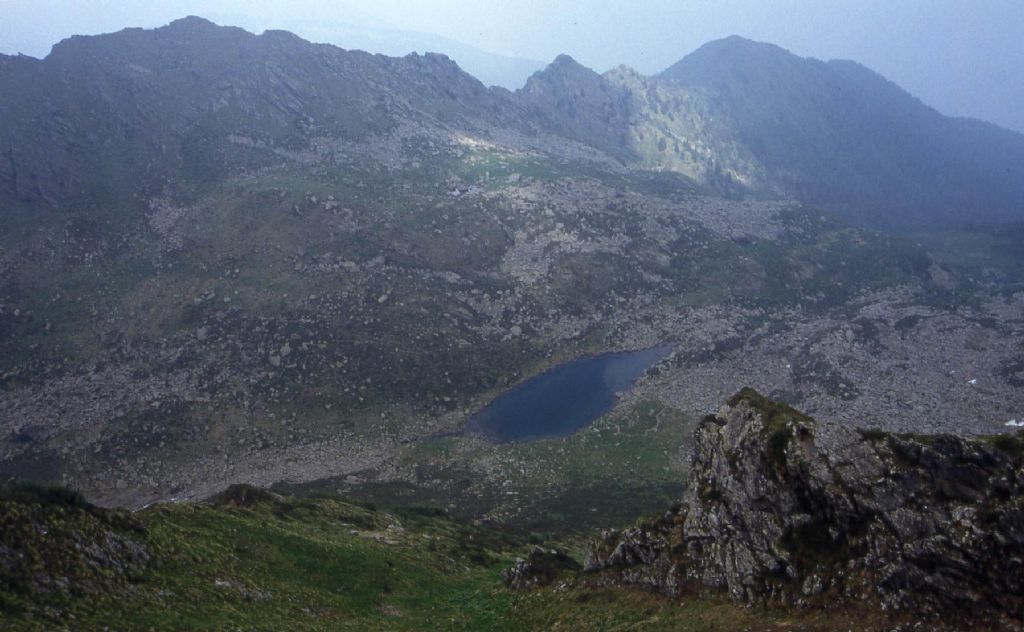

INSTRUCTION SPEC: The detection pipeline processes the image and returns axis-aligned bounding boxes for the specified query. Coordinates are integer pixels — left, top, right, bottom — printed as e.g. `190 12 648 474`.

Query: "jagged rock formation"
585 389 1024 628
516 54 635 162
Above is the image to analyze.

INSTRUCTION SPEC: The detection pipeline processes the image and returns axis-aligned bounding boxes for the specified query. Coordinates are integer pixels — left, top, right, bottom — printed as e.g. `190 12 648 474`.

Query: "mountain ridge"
3 18 1023 230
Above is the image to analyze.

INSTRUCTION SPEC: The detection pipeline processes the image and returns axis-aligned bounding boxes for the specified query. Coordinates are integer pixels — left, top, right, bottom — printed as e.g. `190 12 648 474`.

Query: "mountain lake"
464 345 672 442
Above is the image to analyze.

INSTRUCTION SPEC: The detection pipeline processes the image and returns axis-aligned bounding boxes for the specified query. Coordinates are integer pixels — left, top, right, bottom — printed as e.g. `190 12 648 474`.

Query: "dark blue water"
464 346 671 442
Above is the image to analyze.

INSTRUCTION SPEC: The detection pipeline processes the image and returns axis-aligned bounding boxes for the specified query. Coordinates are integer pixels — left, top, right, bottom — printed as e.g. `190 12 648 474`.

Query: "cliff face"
585 389 1024 626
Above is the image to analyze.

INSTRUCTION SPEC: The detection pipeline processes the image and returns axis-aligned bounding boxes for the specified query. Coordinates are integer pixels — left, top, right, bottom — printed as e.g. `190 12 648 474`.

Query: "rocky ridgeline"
579 389 1024 627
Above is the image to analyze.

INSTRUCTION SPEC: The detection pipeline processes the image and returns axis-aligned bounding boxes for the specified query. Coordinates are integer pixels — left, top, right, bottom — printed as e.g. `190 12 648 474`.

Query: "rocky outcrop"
585 389 1024 627
0 483 152 620
502 546 581 590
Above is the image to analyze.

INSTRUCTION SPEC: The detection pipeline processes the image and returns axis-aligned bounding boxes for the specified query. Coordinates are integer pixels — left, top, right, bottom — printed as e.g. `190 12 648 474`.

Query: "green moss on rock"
728 387 814 470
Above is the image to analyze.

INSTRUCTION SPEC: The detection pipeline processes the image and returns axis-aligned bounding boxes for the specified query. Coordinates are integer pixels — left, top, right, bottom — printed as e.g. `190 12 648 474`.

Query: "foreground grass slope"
2 481 895 631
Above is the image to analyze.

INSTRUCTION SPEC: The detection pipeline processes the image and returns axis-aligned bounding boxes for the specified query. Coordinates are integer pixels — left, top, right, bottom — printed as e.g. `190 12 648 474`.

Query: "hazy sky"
2 0 1022 133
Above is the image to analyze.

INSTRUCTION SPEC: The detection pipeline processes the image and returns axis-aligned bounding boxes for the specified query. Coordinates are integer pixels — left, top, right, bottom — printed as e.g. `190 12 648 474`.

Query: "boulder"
502 546 581 590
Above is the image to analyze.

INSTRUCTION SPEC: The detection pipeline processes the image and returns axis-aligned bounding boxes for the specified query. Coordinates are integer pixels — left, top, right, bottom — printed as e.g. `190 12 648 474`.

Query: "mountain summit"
660 36 1024 228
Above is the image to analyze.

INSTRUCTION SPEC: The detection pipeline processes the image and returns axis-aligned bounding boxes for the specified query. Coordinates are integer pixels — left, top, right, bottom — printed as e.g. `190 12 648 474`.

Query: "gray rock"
502 546 582 590
584 389 1024 627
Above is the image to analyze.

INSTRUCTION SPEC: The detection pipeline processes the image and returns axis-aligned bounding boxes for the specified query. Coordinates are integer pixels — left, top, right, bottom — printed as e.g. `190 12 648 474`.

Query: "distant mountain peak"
410 50 457 65
259 28 306 43
692 34 792 57
515 52 635 162
659 35 807 84
164 15 221 32
711 34 778 47
521 54 599 90
550 53 582 67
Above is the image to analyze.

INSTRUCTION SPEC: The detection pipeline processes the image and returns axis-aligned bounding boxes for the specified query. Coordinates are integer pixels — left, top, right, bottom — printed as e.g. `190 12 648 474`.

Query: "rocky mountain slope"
0 15 537 213
516 36 1024 230
516 55 769 197
4 19 1022 232
0 17 1022 516
583 389 1024 629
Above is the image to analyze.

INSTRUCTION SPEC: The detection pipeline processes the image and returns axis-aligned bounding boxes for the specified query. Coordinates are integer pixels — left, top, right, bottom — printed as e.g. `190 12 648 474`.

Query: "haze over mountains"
1 15 1024 630
1 15 1022 515
3 17 1022 232
249 18 546 90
